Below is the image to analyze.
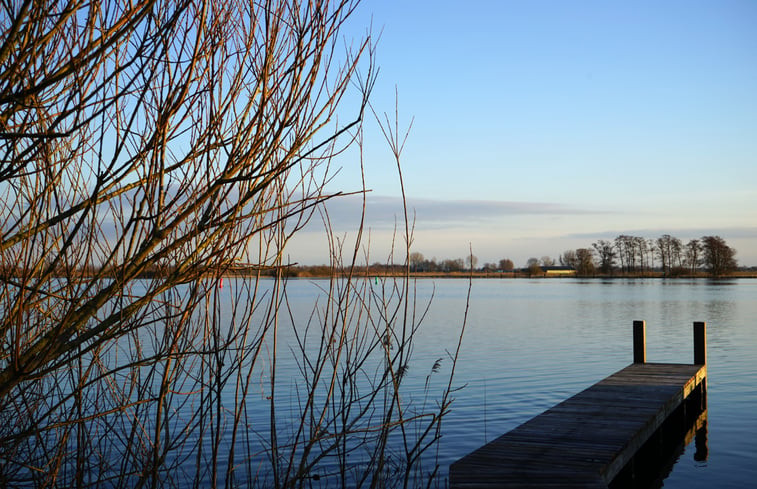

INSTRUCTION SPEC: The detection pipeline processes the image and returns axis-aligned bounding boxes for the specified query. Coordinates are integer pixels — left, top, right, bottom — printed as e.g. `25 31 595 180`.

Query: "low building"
541 266 576 276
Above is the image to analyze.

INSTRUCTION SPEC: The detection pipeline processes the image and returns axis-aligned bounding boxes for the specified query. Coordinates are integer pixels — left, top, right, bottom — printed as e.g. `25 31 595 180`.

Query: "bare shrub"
1 2 464 487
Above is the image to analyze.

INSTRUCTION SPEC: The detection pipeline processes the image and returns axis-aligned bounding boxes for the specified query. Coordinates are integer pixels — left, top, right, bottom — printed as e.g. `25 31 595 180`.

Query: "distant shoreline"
285 269 757 280
13 267 754 281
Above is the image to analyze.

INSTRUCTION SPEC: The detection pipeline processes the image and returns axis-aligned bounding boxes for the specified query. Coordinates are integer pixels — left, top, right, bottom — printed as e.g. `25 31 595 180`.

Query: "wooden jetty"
450 321 707 488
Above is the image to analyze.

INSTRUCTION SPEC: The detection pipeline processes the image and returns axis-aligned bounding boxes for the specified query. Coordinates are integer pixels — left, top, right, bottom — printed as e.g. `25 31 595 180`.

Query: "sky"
287 0 757 267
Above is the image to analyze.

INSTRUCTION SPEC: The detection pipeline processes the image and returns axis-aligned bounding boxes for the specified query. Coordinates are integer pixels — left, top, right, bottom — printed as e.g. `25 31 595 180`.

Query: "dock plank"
449 362 706 488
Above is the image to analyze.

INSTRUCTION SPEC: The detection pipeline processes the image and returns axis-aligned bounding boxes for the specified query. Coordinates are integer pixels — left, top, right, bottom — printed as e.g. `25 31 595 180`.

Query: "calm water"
24 277 754 487
393 278 757 488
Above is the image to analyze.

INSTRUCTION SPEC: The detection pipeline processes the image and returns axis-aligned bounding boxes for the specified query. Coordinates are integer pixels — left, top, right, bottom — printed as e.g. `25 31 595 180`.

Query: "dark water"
399 278 757 488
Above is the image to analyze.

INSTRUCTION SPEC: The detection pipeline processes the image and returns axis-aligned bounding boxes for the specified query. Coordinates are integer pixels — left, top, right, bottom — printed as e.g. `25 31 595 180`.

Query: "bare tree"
614 236 627 273
522 257 538 276
559 250 577 269
1 2 463 487
614 235 645 274
409 251 425 272
655 234 684 276
498 258 514 271
591 240 615 275
671 236 684 270
655 235 671 276
685 239 702 274
701 235 737 277
441 258 465 272
645 238 656 272
575 248 596 277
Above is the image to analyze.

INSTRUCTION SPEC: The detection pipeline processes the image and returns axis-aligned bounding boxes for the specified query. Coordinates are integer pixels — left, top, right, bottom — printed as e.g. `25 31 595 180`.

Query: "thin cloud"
317 194 609 231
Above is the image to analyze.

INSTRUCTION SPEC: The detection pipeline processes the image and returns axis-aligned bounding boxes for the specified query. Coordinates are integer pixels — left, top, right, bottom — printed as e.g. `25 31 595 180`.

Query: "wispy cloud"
316 194 608 231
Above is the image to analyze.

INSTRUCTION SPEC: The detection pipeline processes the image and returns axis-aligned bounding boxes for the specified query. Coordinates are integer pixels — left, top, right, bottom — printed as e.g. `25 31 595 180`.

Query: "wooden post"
694 322 706 365
633 320 646 364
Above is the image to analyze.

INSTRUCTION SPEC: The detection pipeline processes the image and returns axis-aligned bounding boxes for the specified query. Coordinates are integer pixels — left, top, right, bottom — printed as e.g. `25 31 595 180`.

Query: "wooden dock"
449 321 707 488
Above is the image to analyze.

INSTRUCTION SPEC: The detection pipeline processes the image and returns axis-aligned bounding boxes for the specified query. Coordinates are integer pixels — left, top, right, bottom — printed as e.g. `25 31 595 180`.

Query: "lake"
8 277 755 488
260 277 757 487
392 278 757 488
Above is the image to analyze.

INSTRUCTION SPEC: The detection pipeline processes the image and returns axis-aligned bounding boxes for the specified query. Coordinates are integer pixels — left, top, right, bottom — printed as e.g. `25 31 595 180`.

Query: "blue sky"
290 0 757 266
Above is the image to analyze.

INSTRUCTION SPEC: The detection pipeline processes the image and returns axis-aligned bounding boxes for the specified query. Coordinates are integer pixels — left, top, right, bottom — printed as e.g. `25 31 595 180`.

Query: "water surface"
399 278 757 487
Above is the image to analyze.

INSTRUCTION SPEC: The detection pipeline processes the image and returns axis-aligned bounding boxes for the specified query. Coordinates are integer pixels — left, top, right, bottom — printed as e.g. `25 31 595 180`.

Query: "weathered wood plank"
449 362 706 488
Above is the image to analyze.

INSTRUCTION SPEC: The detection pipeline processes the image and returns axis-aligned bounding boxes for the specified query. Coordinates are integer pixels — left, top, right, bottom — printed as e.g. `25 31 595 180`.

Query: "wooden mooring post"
449 321 708 488
694 321 706 366
634 320 707 366
633 320 646 364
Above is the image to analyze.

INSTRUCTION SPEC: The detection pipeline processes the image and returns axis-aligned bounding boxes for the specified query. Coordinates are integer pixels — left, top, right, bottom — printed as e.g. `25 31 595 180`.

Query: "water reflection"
693 416 708 464
609 400 708 489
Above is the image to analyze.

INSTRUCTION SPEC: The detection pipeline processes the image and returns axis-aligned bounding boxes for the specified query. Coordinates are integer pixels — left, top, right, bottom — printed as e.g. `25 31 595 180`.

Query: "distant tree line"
408 252 481 273
400 235 738 278
559 234 737 277
269 235 741 279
